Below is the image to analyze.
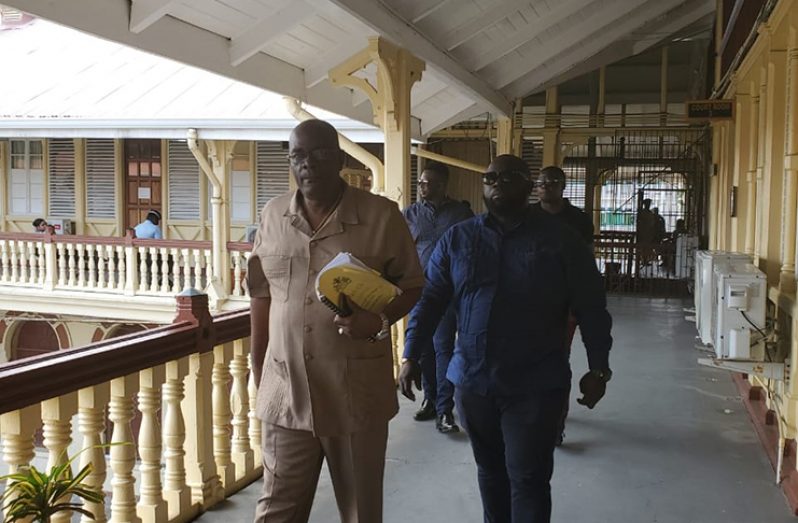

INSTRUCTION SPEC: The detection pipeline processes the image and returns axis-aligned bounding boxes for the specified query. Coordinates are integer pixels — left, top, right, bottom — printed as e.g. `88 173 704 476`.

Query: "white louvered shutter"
86 139 116 218
256 141 289 216
48 139 76 217
168 140 200 220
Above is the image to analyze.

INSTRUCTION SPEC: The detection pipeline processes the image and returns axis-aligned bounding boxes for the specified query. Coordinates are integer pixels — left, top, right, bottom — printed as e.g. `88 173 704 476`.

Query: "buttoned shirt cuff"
246 255 271 299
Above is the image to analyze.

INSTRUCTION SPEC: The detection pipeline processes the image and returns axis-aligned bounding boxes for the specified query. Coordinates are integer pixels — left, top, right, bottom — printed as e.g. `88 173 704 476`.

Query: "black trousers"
456 387 566 523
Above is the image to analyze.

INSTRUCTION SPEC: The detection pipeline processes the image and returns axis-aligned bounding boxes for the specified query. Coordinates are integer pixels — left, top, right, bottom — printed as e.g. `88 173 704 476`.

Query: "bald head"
288 119 344 201
483 154 532 215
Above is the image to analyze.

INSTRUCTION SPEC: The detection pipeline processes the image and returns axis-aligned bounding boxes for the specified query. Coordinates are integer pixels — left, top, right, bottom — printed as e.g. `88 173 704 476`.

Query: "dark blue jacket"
404 210 612 395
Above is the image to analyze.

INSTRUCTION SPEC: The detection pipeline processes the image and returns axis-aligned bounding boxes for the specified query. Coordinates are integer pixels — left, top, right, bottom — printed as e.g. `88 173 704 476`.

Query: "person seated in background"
32 218 48 233
134 209 163 239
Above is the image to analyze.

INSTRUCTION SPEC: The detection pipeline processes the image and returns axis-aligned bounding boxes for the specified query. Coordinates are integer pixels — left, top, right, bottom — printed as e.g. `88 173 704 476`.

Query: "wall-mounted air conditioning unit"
712 263 766 360
694 251 752 346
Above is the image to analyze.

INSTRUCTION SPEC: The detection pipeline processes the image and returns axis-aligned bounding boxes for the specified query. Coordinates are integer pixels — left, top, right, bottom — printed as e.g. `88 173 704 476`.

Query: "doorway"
124 139 162 229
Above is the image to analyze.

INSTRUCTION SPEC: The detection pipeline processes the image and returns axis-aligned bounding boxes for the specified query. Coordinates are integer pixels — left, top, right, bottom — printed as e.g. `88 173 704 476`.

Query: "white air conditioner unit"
694 250 752 346
712 263 766 360
46 218 75 235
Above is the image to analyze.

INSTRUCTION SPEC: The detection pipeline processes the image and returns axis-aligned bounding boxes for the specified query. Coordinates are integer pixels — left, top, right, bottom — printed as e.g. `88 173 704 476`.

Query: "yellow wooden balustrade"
0 293 260 523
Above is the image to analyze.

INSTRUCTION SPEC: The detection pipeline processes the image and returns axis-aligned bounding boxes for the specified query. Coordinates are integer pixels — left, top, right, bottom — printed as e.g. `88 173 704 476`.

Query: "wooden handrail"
0 295 250 415
227 241 253 252
0 231 213 250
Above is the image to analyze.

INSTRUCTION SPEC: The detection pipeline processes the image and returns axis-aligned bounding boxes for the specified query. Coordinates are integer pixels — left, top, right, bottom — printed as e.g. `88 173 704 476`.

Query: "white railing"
0 232 220 298
0 294 259 523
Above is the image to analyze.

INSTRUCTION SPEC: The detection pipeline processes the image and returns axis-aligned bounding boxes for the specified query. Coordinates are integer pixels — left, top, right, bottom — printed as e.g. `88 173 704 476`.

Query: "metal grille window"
256 141 289 216
48 139 75 217
168 140 200 220
86 139 116 218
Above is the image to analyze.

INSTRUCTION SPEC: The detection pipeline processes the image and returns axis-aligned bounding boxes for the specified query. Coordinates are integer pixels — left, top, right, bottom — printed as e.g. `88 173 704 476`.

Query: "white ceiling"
2 0 715 136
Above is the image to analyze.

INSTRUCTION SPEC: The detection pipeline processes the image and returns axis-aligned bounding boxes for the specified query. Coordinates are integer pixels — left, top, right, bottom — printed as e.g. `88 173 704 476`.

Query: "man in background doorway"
532 165 594 446
402 160 473 433
134 209 162 239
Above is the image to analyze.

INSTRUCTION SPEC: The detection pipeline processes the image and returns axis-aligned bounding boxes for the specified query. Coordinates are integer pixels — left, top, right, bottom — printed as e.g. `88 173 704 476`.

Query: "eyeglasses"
287 148 340 165
534 179 562 188
482 170 529 186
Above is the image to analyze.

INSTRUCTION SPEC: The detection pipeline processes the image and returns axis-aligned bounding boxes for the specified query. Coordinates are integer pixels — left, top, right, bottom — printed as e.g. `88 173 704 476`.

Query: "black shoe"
436 411 460 433
413 399 436 421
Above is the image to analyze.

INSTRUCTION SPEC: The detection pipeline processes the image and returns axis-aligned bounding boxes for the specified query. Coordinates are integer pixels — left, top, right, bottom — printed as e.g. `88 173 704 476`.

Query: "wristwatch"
369 312 391 342
589 368 613 383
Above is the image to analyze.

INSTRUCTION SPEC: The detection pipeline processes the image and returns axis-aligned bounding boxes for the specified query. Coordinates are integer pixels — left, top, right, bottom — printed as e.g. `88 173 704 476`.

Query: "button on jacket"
404 210 612 396
248 184 424 437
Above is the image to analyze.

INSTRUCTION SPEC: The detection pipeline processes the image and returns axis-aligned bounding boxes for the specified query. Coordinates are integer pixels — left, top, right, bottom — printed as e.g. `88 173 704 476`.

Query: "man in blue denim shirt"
402 161 473 432
400 155 612 523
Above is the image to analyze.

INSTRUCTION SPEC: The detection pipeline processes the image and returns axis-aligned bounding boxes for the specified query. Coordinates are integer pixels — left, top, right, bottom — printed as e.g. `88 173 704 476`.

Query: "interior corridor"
196 296 793 523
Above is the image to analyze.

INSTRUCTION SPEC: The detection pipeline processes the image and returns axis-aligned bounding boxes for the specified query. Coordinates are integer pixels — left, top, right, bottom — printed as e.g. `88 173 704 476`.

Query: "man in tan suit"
248 119 424 523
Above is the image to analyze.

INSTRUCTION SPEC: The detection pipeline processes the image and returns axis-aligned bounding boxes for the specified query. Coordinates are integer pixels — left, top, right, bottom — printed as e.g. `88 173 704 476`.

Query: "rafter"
491 0 655 88
504 0 695 99
326 0 513 116
229 0 313 67
304 38 374 88
466 0 591 72
631 0 714 54
129 0 177 33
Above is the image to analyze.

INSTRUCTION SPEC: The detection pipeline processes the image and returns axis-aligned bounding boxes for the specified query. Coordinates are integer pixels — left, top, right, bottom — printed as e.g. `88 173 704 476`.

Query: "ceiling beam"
504 0 694 99
304 37 374 88
412 78 450 107
129 0 177 33
229 0 313 67
4 0 382 126
326 0 513 117
492 0 672 89
631 0 715 54
439 0 548 51
467 0 591 72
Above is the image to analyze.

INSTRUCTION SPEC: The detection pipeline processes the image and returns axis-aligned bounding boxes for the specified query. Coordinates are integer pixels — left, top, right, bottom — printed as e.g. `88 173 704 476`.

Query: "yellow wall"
711 0 798 439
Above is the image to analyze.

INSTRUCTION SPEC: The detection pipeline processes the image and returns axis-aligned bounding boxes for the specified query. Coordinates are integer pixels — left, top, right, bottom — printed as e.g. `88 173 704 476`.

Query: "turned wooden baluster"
35 241 45 285
243 252 252 297
248 357 262 465
149 247 160 293
138 247 148 293
67 243 77 286
116 245 126 291
170 248 181 293
163 358 191 520
57 243 67 286
194 249 204 290
231 252 242 296
181 249 192 290
138 366 167 522
87 243 98 288
203 251 213 289
9 240 19 283
78 384 110 523
108 375 141 523
1 405 39 521
18 241 28 283
212 343 234 489
0 241 8 282
42 394 78 523
230 338 254 480
160 248 170 294
76 243 86 287
105 244 115 290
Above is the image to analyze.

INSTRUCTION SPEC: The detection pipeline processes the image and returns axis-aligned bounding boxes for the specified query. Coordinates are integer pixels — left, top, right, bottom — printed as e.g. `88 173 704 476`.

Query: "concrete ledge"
733 372 798 516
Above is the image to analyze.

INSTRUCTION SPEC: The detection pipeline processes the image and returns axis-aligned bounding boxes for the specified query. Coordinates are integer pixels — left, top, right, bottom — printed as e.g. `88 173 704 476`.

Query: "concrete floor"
197 296 796 523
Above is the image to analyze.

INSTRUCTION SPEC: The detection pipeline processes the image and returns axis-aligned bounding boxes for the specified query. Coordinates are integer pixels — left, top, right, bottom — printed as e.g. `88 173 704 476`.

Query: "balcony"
0 231 252 323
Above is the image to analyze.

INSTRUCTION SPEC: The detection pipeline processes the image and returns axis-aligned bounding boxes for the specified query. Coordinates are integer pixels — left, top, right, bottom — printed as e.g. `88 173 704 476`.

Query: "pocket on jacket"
260 255 291 302
258 358 289 420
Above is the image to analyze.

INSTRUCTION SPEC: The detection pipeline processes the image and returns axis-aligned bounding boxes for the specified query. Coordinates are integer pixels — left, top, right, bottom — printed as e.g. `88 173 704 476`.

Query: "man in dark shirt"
532 165 595 446
400 155 612 522
402 161 473 432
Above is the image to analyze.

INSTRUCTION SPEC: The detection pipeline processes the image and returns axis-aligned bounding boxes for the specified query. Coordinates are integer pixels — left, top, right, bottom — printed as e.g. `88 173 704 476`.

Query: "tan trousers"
254 422 389 523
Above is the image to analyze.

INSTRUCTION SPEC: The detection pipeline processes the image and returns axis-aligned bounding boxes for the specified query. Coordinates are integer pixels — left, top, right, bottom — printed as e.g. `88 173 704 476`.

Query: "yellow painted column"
207 140 235 300
782 46 798 292
730 92 748 252
755 70 768 263
542 86 561 166
597 66 606 128
74 138 86 235
762 55 787 281
709 124 721 250
496 117 514 156
746 85 760 256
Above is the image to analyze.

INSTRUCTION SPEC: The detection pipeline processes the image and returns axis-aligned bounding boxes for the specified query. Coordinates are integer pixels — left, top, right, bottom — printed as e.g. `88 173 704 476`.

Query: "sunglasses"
534 180 563 188
482 170 529 186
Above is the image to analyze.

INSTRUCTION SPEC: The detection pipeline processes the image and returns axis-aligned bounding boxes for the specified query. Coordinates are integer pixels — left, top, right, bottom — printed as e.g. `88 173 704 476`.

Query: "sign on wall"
686 100 734 121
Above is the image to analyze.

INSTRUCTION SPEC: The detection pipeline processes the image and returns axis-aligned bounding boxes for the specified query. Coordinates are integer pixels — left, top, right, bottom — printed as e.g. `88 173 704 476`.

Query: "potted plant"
0 455 104 523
